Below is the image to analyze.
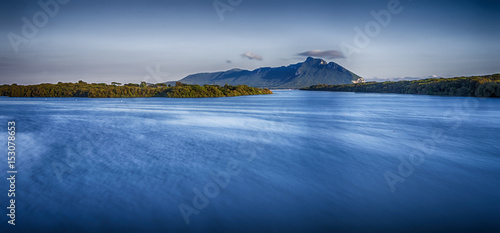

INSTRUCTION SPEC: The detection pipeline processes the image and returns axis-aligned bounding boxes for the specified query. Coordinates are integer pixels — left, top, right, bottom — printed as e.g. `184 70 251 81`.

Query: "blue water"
1 91 499 232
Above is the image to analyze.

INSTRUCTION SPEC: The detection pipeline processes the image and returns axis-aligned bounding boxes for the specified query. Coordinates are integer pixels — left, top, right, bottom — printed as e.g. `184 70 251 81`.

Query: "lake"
1 90 499 232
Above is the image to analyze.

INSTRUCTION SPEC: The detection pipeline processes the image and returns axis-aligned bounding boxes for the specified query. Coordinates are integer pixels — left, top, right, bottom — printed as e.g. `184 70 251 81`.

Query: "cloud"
378 77 421 82
297 50 345 59
370 74 444 82
429 75 442 78
241 51 263 60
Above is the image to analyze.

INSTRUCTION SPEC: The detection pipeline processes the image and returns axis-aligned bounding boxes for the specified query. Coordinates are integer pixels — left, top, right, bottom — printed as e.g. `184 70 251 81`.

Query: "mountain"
172 57 364 89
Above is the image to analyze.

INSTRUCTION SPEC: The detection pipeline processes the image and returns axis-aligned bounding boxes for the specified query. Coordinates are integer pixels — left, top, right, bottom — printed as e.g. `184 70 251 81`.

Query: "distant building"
352 78 365 84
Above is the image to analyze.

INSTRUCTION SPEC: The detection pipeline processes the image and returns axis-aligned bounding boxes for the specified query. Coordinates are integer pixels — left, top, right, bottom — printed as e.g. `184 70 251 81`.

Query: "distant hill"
170 57 363 89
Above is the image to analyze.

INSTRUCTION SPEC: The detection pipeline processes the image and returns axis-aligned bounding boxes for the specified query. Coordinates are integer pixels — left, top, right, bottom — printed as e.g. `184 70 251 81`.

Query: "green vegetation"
0 81 273 98
301 74 500 98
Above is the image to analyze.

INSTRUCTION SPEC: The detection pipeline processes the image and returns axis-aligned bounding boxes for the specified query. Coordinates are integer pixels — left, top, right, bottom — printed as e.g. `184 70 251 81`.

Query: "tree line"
0 81 273 98
300 74 500 97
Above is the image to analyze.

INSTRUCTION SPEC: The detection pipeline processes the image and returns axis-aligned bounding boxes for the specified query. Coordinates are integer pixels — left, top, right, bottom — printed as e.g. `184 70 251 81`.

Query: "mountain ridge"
167 57 364 89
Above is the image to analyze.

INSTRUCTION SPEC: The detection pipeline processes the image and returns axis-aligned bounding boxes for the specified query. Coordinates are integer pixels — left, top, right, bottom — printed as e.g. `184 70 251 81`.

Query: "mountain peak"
304 57 328 65
177 57 362 88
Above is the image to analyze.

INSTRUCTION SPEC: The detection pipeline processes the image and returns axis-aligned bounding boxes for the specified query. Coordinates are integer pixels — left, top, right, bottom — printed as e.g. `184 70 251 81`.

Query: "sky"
0 0 499 84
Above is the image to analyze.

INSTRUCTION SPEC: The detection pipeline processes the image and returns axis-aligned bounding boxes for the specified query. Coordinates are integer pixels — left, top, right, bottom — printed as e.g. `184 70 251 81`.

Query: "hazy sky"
1 0 499 84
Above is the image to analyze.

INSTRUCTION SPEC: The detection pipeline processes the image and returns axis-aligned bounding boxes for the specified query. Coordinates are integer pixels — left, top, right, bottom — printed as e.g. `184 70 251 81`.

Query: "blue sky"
1 0 499 84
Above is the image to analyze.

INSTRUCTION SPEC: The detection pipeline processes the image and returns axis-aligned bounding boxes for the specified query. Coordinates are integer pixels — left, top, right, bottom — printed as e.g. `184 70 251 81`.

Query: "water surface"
1 91 499 232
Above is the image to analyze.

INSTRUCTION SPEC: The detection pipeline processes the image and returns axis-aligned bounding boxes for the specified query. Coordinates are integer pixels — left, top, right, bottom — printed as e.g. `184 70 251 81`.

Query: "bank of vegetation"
301 74 500 97
0 81 273 98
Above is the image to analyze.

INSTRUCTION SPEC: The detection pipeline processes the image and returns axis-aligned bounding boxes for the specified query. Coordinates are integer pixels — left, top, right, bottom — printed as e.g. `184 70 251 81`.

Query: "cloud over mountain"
298 50 345 59
241 51 263 60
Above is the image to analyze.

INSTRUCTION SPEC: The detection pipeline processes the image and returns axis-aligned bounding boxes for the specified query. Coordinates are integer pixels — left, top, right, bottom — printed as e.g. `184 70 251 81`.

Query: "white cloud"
241 51 263 60
297 50 345 59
